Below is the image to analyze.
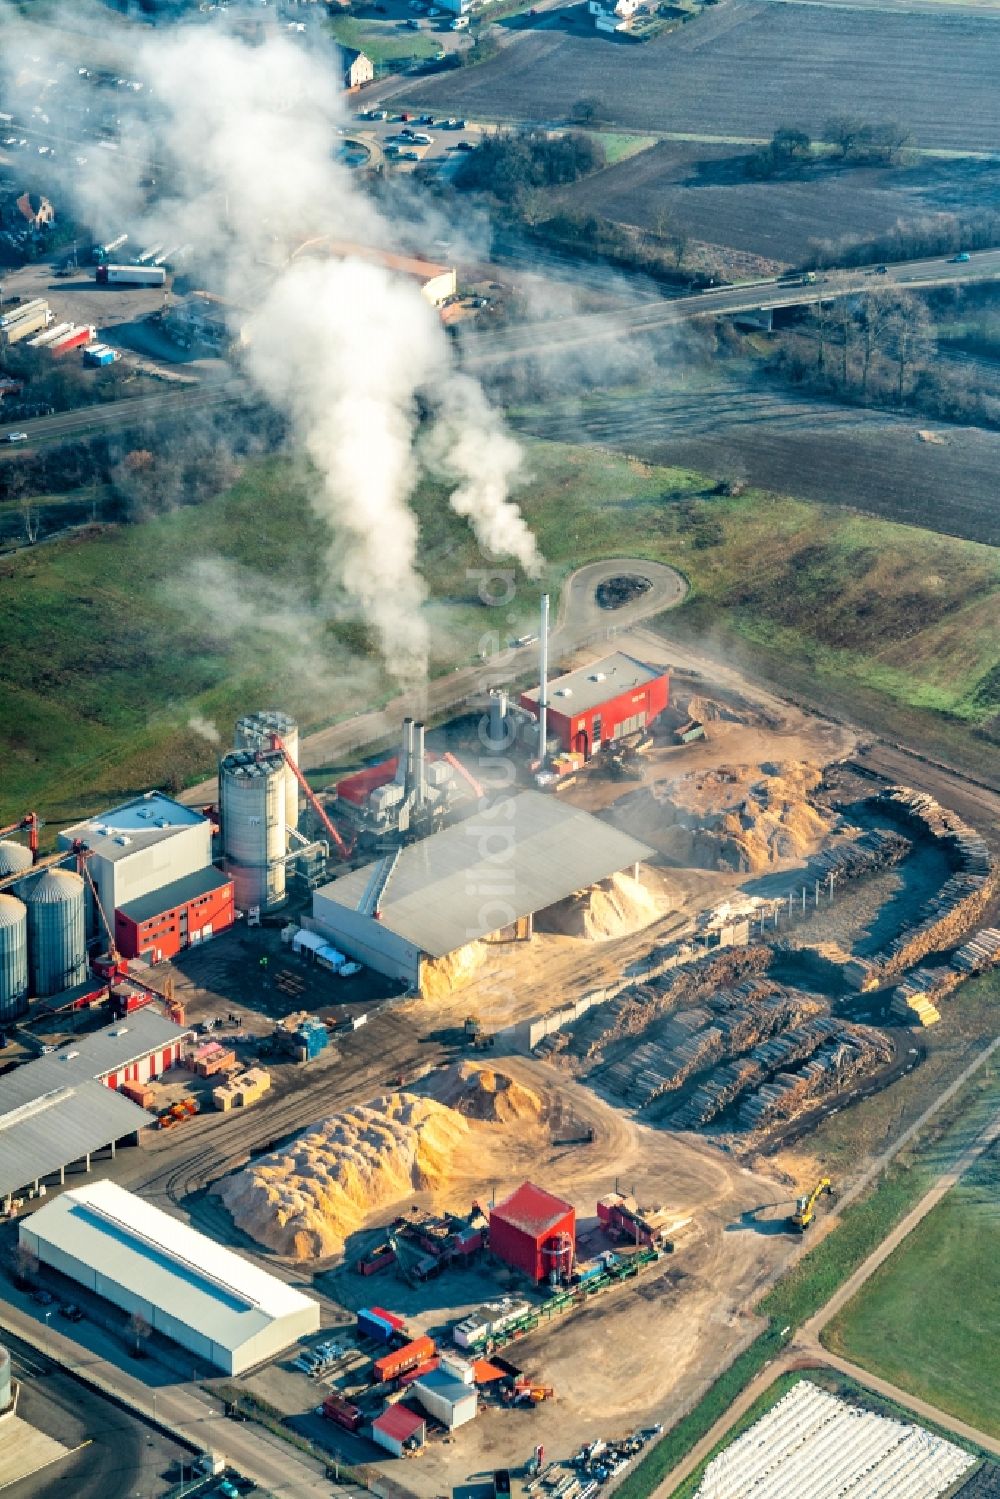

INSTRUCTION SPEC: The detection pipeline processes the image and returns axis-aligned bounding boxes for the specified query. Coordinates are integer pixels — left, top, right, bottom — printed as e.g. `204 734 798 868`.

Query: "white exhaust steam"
0 12 540 677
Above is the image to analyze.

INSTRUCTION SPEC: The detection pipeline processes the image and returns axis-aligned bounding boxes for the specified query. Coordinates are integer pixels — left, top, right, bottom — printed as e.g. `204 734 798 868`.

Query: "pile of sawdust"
538 871 662 940
217 1092 469 1260
434 1060 543 1125
607 762 835 874
420 940 487 999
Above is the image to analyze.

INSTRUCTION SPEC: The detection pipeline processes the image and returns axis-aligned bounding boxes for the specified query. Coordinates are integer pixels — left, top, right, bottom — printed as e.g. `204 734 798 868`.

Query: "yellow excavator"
788 1177 833 1233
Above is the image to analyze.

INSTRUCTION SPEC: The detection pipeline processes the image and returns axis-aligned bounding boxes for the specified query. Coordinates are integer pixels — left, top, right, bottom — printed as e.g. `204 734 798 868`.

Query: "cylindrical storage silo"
0 1344 11 1412
25 868 88 998
220 750 287 912
235 710 300 836
0 894 29 1020
0 840 33 881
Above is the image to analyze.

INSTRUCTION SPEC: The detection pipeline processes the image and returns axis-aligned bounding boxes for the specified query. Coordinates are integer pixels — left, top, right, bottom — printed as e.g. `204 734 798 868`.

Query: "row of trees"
803 209 1000 270
747 117 914 178
771 288 1000 428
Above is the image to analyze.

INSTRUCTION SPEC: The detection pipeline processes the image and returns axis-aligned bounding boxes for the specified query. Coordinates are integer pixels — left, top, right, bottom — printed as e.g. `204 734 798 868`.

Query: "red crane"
267 735 354 860
0 811 40 857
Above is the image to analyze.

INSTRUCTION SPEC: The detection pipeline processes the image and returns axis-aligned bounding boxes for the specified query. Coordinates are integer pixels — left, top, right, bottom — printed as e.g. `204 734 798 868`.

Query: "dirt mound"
607 762 835 873
685 694 757 726
538 871 663 940
420 940 487 999
434 1060 544 1125
217 1093 469 1261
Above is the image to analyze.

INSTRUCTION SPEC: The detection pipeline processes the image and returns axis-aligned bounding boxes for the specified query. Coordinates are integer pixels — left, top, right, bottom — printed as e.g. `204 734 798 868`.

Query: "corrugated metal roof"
372 1403 425 1441
117 867 231 926
22 1181 318 1352
314 791 654 958
492 1181 574 1237
522 652 663 717
11 1011 190 1096
0 1081 151 1200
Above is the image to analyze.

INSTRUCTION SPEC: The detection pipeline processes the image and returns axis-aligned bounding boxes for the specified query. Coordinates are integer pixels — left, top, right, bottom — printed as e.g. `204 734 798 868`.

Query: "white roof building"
58 793 212 932
19 1181 320 1374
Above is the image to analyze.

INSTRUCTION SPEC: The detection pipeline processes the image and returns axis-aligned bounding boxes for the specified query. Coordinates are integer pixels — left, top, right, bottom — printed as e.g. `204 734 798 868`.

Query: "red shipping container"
374 1335 436 1383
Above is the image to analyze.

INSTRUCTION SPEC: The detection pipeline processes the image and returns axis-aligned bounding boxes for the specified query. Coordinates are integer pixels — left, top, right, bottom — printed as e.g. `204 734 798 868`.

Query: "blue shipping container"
358 1309 396 1344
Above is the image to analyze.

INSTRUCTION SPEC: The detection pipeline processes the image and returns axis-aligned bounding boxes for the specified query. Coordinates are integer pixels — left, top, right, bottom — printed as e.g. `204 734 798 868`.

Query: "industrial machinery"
332 720 477 849
464 1015 496 1051
789 1177 833 1232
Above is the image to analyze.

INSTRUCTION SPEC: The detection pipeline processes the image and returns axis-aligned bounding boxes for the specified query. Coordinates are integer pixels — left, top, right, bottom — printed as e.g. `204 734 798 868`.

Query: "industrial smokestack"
538 593 550 767
413 722 426 806
489 689 508 748
399 717 414 792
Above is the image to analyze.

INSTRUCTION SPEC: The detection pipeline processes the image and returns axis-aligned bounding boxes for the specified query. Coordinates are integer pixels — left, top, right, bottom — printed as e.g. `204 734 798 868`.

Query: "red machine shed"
489 1182 576 1283
114 867 235 963
519 653 669 760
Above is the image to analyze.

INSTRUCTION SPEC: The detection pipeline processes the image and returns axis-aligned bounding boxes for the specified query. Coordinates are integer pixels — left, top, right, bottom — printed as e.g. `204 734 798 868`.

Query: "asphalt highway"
2 253 998 456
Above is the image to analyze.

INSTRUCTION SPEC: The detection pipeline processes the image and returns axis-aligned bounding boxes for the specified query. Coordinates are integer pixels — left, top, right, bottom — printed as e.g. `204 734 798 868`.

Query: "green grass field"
823 1145 1000 1439
327 15 440 65
3 438 998 830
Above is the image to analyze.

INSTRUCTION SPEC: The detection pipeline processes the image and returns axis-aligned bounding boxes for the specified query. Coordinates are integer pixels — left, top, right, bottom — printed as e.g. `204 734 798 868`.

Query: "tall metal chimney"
538 593 550 766
413 722 427 806
399 717 414 792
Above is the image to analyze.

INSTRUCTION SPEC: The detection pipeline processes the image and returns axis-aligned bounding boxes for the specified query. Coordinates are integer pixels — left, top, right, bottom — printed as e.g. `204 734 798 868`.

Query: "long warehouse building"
311 790 654 993
20 1181 320 1374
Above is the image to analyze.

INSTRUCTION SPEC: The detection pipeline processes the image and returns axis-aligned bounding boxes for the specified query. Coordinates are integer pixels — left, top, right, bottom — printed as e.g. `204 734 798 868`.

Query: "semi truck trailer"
95 264 166 287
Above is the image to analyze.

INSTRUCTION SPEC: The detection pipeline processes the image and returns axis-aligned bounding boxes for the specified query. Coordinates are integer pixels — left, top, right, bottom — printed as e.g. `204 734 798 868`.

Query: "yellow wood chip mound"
217 1092 469 1261
434 1060 544 1125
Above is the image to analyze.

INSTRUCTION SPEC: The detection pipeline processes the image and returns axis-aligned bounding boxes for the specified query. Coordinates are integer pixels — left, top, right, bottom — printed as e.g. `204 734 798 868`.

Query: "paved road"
0 383 240 457
649 1040 1000 1498
0 1330 186 1499
179 556 686 804
0 1299 345 1498
462 250 1000 369
3 251 999 455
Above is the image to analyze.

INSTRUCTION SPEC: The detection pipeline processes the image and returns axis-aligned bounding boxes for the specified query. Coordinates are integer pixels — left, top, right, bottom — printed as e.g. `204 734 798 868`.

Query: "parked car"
59 1303 84 1322
951 251 971 263
874 264 888 274
32 1288 55 1306
3 432 28 443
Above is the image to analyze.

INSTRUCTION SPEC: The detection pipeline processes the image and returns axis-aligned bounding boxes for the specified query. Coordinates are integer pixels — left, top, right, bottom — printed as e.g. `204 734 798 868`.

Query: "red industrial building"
489 1182 576 1283
114 867 235 963
520 653 669 760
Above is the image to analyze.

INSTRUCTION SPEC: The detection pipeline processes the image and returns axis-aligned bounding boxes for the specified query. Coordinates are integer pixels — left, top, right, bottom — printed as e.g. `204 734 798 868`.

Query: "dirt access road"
649 1037 1000 1498
178 557 686 805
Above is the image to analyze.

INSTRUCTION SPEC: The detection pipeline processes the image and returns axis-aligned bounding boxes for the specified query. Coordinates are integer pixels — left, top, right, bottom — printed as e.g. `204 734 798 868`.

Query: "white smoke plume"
0 11 540 678
187 713 221 747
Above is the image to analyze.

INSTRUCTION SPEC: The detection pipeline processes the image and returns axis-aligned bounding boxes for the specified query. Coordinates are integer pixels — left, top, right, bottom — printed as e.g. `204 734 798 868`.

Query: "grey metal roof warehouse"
20 1181 320 1374
314 790 654 958
1 1009 189 1097
0 1082 151 1203
0 1010 189 1202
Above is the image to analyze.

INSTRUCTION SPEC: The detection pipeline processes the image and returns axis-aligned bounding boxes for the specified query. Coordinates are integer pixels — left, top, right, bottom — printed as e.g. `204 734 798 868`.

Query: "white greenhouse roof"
23 1181 317 1351
315 790 654 957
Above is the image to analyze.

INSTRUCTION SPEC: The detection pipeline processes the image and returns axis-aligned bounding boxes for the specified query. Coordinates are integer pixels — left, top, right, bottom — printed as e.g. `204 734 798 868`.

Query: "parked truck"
50 325 96 356
321 1394 363 1433
2 306 52 344
95 264 166 287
